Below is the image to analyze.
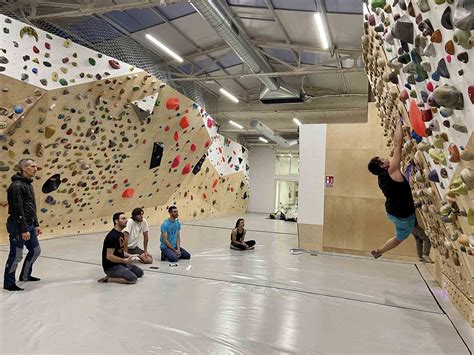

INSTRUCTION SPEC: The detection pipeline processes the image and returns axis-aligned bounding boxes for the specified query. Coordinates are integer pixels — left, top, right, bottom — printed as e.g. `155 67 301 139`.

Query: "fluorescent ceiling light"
145 34 183 63
229 120 243 129
288 139 298 146
288 153 293 158
293 117 302 126
259 137 269 143
314 13 329 50
219 88 239 103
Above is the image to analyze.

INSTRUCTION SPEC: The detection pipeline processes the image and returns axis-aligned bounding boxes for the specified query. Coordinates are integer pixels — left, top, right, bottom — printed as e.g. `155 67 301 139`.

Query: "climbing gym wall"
0 15 249 244
363 0 474 325
323 103 418 259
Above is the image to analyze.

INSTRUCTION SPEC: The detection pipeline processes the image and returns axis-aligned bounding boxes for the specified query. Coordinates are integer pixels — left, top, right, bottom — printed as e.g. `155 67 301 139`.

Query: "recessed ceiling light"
219 88 239 103
259 137 269 143
145 34 183 63
229 120 244 129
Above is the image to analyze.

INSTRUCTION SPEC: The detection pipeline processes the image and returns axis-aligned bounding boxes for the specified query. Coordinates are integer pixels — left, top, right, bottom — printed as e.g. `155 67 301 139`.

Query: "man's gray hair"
18 158 34 172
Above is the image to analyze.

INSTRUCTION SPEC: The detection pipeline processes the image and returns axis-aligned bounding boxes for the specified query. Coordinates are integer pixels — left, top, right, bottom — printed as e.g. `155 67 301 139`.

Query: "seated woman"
230 218 256 250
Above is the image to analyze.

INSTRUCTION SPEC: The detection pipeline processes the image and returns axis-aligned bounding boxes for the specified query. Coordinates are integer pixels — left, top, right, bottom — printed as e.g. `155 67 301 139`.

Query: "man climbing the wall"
160 206 191 262
123 207 153 264
368 119 416 259
99 212 143 284
3 159 42 291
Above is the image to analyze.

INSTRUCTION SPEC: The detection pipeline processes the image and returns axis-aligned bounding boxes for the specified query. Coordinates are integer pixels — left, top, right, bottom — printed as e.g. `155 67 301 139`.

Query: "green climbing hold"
59 78 68 86
371 0 386 11
132 86 140 91
88 58 96 66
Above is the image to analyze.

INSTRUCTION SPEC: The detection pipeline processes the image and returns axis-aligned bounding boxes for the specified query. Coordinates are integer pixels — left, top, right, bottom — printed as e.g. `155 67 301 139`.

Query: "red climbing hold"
212 179 218 188
207 117 214 128
191 143 197 152
182 163 191 175
122 188 134 198
468 86 474 104
174 131 179 142
204 139 211 148
164 126 170 132
124 179 129 184
171 155 181 168
179 116 190 129
45 42 51 50
166 97 180 110
426 82 434 92
109 59 120 69
33 46 39 54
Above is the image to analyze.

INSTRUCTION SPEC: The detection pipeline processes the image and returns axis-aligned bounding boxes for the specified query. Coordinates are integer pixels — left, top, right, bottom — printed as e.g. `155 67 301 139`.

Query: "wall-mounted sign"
325 175 334 188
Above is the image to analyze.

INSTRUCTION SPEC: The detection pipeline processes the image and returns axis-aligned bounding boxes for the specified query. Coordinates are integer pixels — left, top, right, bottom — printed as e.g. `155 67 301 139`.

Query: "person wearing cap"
367 119 416 259
123 207 153 264
3 159 42 291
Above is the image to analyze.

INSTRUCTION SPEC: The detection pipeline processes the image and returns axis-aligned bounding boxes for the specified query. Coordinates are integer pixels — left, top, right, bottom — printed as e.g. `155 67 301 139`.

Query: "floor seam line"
414 264 472 355
1 250 446 317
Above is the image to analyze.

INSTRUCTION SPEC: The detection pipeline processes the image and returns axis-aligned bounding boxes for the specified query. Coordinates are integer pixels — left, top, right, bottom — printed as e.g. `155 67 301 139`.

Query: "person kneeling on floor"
230 218 255 250
99 212 143 284
123 207 153 264
160 206 191 262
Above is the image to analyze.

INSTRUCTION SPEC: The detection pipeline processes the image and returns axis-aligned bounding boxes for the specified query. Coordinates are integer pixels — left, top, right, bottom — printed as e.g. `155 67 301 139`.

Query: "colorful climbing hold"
166 98 180 110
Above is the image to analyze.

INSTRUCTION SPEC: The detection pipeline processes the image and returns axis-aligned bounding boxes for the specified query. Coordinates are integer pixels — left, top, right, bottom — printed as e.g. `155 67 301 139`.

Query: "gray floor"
0 213 472 354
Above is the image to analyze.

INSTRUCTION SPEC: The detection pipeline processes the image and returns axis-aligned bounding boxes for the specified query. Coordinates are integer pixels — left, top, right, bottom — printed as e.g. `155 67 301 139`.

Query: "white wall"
298 124 327 225
249 147 276 213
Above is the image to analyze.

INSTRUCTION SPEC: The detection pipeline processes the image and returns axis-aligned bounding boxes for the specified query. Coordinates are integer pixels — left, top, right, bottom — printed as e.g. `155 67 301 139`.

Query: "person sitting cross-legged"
160 206 191 262
230 218 256 250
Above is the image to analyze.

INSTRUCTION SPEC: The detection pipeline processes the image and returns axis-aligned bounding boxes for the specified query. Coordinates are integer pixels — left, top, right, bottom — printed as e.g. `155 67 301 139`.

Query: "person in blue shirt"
160 206 191 262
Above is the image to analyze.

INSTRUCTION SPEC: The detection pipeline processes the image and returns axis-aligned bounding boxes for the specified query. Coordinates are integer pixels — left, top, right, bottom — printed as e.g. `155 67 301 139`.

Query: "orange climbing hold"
166 97 179 110
122 188 135 198
179 116 190 129
409 100 427 137
212 179 218 188
182 163 191 175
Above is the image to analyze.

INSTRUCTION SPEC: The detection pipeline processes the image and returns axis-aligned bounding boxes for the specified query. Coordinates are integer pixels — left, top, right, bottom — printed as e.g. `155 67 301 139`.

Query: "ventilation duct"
250 119 298 147
190 0 303 104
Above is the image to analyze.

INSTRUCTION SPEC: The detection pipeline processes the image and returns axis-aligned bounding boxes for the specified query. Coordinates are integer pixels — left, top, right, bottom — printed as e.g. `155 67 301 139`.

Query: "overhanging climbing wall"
0 15 249 243
363 0 474 326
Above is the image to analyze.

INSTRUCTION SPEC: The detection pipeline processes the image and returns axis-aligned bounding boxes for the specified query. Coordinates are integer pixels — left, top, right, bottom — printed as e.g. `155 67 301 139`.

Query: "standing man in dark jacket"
367 120 416 259
3 158 42 291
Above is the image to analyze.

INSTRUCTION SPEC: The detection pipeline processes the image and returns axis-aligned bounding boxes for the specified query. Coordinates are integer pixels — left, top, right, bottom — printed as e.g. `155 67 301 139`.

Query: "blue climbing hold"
411 130 422 143
13 105 23 114
40 208 48 213
431 71 440 81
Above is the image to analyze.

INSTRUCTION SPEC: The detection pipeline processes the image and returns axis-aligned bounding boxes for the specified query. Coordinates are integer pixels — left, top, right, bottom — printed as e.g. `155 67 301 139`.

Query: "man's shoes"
419 257 425 262
4 284 24 291
422 255 434 263
97 276 108 283
20 276 40 282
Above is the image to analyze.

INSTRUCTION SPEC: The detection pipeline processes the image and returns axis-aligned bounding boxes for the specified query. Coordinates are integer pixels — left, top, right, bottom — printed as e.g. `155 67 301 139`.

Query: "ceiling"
1 0 368 146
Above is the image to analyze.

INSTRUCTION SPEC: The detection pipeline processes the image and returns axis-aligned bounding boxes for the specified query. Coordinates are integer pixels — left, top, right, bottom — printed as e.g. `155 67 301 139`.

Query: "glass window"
276 156 291 175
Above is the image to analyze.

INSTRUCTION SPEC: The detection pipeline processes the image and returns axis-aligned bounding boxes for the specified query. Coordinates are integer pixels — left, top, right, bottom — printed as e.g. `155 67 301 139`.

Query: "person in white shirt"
123 208 153 264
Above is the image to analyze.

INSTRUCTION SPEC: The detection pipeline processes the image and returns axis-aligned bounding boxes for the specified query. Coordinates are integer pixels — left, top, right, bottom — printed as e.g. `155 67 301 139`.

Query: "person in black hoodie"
367 119 416 259
3 159 42 291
